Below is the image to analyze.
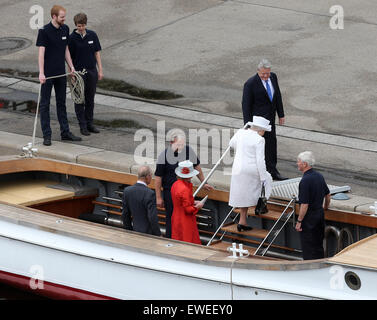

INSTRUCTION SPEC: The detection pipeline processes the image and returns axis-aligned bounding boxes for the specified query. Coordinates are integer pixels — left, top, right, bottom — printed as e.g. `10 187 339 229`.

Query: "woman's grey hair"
257 59 271 70
249 125 265 132
297 151 315 167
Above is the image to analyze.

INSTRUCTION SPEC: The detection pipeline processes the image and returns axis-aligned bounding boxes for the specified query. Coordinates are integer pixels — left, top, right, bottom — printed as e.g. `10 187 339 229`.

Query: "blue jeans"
39 77 70 138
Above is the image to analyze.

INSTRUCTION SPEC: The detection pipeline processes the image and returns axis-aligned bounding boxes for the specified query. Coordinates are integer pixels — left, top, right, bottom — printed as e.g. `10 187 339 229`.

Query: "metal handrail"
254 196 296 256
206 207 236 246
193 123 249 198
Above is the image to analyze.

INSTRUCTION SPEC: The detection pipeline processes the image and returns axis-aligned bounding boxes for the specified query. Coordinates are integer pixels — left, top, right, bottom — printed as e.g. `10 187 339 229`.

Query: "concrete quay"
0 0 377 217
0 75 376 216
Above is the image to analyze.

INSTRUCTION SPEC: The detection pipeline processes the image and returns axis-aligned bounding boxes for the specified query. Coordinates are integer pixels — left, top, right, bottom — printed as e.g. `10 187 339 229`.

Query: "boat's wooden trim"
0 158 138 186
0 157 228 202
324 208 377 228
30 195 96 219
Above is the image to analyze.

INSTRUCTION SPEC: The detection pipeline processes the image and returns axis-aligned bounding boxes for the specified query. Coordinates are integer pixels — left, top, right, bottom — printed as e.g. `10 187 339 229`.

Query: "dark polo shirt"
298 168 330 211
68 29 101 71
36 22 69 77
155 146 200 190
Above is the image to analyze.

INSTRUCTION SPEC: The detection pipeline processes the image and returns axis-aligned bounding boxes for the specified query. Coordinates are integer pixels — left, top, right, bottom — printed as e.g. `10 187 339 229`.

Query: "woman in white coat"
228 116 273 231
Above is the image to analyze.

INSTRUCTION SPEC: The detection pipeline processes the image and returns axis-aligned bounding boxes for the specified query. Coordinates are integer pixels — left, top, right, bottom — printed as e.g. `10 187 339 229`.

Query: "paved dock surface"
0 1 376 199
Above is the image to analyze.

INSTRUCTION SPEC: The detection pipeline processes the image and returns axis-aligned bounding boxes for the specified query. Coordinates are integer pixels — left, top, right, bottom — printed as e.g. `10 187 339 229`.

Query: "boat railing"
206 207 238 247
253 196 297 256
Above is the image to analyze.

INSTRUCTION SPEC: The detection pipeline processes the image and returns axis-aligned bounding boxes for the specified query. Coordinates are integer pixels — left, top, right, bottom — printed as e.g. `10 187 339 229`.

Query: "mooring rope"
27 70 87 153
229 249 250 300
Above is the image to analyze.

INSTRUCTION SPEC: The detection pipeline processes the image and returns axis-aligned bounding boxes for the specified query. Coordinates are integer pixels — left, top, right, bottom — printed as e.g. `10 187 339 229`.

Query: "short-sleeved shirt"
36 22 70 77
155 145 200 190
68 29 101 71
298 168 330 211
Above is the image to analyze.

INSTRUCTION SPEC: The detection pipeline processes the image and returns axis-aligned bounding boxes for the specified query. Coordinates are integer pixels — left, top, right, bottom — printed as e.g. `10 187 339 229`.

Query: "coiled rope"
27 70 87 154
67 69 86 104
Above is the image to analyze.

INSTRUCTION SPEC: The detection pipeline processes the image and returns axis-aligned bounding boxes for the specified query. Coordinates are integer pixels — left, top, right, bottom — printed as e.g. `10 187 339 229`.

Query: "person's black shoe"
43 137 51 146
80 128 91 136
87 124 100 133
237 224 253 232
272 173 288 181
61 132 82 141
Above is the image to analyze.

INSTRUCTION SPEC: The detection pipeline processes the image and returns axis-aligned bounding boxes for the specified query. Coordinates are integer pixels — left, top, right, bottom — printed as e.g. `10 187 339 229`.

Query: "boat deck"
329 233 377 270
0 179 75 206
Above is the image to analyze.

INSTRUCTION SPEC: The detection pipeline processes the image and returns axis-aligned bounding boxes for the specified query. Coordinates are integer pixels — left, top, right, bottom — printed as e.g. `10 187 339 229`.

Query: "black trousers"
263 123 278 176
163 188 173 238
300 209 325 260
74 68 98 129
39 77 70 138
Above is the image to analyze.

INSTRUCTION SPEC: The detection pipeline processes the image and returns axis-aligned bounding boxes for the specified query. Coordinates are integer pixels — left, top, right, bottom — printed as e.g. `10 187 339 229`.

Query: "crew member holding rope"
36 5 82 146
69 12 103 136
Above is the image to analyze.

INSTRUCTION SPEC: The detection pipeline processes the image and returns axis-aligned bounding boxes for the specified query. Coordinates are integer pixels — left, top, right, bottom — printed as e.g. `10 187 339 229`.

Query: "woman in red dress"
171 160 204 244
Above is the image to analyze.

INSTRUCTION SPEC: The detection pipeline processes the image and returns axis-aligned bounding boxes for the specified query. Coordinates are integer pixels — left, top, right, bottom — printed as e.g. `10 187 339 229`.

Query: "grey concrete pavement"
0 1 376 199
0 75 376 200
1 0 377 140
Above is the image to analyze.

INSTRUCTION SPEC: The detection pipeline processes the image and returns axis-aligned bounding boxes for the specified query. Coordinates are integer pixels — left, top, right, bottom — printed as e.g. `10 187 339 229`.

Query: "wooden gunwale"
0 157 375 228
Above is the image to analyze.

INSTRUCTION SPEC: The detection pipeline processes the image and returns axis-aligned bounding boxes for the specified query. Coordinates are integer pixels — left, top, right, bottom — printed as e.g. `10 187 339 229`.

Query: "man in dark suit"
242 59 287 180
122 166 161 236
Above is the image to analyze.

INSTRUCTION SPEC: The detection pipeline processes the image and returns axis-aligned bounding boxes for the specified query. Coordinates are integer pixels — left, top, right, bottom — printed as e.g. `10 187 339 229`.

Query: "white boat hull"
0 218 375 300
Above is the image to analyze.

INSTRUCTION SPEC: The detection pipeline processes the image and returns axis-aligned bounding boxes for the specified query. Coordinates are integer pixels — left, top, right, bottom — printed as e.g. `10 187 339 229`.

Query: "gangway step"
221 224 269 239
233 207 289 221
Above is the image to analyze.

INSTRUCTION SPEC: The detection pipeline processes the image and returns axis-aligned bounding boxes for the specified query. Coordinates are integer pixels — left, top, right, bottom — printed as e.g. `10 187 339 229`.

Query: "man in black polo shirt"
154 131 213 238
295 151 331 260
69 12 103 135
36 5 81 146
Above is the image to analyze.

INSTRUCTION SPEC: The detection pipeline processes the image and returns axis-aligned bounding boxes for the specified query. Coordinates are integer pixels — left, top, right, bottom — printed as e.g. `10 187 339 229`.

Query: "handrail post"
254 196 296 256
206 207 235 246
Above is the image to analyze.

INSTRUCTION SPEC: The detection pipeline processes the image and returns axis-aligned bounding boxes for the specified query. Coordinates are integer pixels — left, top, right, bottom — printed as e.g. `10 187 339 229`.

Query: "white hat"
175 160 199 178
247 116 271 132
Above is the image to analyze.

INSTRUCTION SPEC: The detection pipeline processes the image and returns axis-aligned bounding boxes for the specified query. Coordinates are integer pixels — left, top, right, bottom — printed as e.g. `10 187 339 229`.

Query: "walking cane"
193 122 249 197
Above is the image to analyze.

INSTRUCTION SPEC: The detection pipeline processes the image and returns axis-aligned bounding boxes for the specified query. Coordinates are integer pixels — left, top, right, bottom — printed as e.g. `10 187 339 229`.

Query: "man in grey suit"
122 166 161 236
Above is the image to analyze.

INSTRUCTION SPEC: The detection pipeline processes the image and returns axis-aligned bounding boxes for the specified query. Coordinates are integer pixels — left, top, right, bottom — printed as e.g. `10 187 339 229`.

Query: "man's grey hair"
167 129 186 143
297 151 315 167
257 58 271 70
137 165 152 179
